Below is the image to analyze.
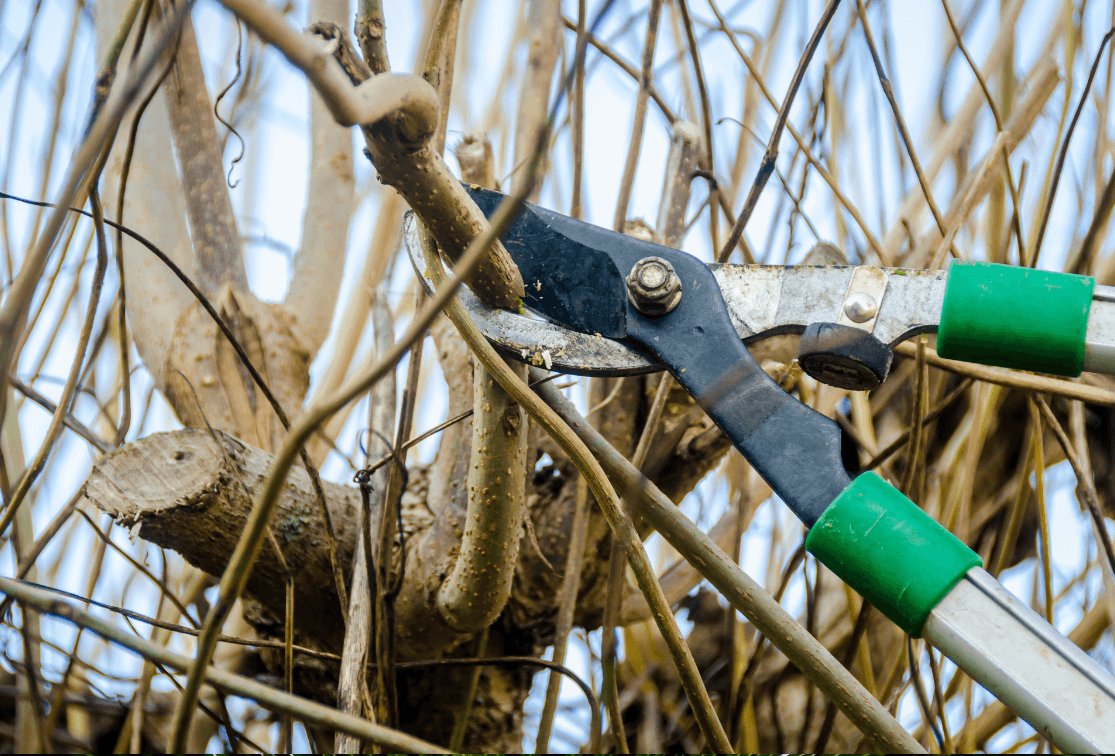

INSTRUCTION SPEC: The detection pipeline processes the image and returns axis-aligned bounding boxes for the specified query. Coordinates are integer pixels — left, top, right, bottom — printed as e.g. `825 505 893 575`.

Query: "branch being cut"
435 139 526 633
422 219 733 752
217 0 525 310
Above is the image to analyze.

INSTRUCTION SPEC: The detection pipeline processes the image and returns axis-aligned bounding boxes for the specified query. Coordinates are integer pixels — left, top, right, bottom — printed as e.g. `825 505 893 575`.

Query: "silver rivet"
626 257 683 316
844 291 878 323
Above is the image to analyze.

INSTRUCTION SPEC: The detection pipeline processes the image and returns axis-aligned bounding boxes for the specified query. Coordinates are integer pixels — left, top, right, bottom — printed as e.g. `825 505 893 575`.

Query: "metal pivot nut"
626 256 682 316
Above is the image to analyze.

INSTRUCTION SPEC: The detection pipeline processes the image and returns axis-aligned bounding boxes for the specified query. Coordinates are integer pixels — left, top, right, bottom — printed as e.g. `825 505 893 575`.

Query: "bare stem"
719 0 842 262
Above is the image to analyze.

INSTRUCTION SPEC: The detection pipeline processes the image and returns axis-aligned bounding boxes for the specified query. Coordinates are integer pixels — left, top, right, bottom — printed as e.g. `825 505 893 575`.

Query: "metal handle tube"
1084 284 1115 373
922 567 1115 753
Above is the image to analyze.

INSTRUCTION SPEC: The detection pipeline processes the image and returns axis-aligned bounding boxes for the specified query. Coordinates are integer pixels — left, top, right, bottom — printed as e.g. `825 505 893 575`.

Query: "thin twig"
907 638 944 750
1032 26 1115 267
560 15 678 124
864 377 973 472
856 0 954 260
612 0 663 231
0 0 193 484
535 477 594 753
570 0 587 218
1034 396 1115 583
1028 397 1054 623
938 0 1025 265
718 0 841 262
0 577 449 753
893 340 1115 406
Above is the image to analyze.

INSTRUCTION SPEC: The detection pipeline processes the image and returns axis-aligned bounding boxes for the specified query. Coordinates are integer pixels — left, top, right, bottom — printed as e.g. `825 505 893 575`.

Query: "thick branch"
436 359 527 631
362 133 524 309
285 7 355 357
163 13 248 294
96 0 195 389
218 0 423 127
437 142 526 632
217 0 524 310
83 429 359 652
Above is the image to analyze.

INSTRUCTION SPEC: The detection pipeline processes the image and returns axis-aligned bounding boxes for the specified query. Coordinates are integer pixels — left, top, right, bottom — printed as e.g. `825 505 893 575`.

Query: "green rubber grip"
937 260 1095 376
805 472 982 637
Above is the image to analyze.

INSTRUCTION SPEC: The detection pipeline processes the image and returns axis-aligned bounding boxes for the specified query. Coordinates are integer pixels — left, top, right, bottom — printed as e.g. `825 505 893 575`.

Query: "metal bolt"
626 257 682 316
843 291 878 323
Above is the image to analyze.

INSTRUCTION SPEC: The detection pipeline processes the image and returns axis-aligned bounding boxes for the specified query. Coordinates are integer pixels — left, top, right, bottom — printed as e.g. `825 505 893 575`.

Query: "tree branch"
355 0 391 75
285 5 356 358
83 429 358 651
436 144 526 633
217 0 524 310
163 12 248 294
164 163 534 751
436 354 528 631
97 0 196 390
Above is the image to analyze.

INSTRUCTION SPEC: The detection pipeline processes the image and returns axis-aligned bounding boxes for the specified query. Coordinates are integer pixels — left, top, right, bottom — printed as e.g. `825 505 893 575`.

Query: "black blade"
469 185 670 339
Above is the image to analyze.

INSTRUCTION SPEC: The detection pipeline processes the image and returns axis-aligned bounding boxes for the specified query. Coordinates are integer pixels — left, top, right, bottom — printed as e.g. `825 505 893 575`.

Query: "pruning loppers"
406 186 1115 752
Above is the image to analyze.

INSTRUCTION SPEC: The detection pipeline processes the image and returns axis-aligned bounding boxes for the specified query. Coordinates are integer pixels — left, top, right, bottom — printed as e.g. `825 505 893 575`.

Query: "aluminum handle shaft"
923 567 1115 752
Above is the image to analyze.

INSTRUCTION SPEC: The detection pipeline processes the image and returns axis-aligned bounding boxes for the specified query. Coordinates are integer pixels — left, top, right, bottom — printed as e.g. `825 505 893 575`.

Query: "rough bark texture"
163 288 310 453
363 126 525 309
83 429 359 651
81 364 735 750
163 15 249 295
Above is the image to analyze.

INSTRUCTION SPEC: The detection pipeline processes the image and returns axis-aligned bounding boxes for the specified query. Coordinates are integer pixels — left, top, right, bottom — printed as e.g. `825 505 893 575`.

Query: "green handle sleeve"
937 260 1095 376
805 472 982 637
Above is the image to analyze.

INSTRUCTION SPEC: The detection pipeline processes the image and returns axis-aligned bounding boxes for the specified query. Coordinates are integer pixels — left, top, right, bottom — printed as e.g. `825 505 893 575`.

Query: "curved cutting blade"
467 186 630 339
